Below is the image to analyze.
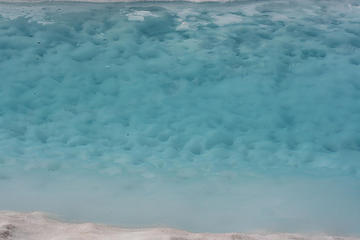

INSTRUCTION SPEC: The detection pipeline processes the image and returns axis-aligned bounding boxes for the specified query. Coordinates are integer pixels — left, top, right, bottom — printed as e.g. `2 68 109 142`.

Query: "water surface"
0 0 360 235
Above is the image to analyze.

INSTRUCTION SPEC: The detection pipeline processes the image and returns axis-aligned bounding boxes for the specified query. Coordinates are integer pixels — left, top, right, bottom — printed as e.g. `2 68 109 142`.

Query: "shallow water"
0 0 360 235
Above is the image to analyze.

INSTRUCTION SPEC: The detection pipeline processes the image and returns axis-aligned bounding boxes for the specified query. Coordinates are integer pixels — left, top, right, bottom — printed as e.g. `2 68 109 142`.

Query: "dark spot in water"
323 143 337 153
345 27 360 37
350 57 360 66
301 49 326 59
132 158 144 165
0 175 10 181
47 162 61 172
349 38 360 48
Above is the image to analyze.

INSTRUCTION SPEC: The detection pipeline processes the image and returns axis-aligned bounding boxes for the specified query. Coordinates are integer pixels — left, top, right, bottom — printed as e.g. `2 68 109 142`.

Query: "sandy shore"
0 211 359 240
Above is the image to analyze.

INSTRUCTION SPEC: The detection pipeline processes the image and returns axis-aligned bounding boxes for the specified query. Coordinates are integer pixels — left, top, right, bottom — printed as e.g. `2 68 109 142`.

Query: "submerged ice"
0 0 360 235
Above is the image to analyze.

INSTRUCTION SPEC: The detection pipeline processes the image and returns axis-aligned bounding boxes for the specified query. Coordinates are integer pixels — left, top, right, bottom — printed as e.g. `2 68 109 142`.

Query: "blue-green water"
0 0 360 235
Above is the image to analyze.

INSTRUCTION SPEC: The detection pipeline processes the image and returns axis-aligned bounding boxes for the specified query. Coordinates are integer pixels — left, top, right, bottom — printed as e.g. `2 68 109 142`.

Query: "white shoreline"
1 211 359 240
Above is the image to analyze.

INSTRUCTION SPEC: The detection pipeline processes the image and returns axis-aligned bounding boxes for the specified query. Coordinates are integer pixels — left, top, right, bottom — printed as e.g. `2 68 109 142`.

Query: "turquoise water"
0 0 360 235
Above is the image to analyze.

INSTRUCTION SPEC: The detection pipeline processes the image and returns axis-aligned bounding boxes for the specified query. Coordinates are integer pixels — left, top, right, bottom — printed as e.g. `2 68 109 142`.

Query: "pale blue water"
0 0 360 235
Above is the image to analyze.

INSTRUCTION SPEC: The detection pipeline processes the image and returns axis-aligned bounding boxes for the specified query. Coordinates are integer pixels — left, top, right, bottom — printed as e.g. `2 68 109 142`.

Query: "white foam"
0 3 104 24
127 11 157 21
0 5 53 24
0 211 359 240
176 21 190 31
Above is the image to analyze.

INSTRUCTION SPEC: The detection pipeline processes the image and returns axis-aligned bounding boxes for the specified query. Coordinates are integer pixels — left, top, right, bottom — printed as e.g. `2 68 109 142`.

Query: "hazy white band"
1 211 359 240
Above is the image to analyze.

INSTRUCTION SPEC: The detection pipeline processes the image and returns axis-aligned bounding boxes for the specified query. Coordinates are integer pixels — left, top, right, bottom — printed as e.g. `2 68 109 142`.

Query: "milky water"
0 0 360 235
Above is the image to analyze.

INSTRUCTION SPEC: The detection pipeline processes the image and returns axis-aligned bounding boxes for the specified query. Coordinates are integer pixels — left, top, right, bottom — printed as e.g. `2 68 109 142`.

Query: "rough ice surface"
0 0 360 236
